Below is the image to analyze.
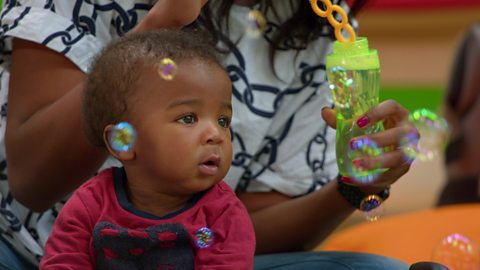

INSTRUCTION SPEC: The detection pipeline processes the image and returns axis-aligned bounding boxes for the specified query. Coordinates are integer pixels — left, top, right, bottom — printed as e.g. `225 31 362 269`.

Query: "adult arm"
6 39 107 211
240 100 414 254
133 0 207 32
239 181 354 254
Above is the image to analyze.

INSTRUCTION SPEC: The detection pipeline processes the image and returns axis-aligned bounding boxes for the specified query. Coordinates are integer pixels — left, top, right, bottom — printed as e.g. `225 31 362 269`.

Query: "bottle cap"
326 37 380 70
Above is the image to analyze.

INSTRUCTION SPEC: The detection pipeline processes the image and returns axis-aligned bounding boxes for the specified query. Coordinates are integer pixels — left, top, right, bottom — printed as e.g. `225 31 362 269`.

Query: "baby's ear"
103 124 136 161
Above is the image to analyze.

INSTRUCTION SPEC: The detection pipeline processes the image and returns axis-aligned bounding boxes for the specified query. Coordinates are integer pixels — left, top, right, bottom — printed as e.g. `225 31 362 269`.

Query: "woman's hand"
133 0 208 32
322 99 418 190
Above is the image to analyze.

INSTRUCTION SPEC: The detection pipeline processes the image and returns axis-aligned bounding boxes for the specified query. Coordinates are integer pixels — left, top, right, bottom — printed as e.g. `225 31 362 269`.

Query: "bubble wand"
309 0 356 43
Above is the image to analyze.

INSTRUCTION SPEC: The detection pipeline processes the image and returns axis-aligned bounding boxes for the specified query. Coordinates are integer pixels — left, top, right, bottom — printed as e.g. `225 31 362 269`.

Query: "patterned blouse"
0 0 349 265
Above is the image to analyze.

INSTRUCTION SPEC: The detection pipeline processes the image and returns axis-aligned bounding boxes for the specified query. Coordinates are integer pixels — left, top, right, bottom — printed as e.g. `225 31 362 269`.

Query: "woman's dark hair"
196 0 367 72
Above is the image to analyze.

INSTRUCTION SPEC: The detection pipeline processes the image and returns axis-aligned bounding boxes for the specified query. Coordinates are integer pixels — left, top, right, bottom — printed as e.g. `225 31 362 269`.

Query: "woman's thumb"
321 107 337 129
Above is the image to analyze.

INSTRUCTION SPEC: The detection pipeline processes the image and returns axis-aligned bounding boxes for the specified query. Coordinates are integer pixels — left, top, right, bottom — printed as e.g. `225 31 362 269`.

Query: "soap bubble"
158 58 177 80
347 137 384 184
401 108 449 162
246 10 267 38
399 129 420 164
359 194 384 222
432 233 480 270
109 122 137 152
194 227 215 249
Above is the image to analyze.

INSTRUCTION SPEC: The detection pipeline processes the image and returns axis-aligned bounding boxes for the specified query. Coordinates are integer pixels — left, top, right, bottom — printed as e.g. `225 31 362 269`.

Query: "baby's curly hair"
83 29 221 148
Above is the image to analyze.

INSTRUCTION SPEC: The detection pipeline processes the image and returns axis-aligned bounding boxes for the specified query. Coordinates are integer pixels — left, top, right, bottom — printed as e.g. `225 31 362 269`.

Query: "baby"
40 29 255 269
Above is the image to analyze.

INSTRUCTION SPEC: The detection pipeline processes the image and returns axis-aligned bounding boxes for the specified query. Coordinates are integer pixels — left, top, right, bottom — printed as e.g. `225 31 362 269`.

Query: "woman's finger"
351 123 419 149
356 99 409 129
342 160 410 188
370 162 411 187
352 148 410 171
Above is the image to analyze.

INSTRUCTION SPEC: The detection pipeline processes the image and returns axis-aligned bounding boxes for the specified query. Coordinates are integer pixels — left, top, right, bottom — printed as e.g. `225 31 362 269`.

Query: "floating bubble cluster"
245 10 267 38
347 137 384 184
432 233 480 270
401 108 449 162
194 227 215 249
399 130 420 164
109 122 137 152
158 58 177 80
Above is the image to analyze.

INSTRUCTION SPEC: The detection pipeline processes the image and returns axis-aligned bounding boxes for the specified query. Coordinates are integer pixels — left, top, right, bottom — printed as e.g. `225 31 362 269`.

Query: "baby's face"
126 59 232 196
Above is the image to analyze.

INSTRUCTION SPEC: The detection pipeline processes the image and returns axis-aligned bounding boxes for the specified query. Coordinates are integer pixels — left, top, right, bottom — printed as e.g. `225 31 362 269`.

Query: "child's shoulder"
199 180 242 210
207 180 237 200
75 167 116 196
82 167 114 185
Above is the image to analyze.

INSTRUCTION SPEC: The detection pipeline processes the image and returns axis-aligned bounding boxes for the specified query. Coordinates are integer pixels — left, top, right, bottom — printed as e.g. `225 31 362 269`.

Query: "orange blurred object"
319 204 480 266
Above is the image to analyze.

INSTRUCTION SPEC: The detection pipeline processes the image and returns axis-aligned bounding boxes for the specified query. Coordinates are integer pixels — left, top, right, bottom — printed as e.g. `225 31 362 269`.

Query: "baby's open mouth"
202 159 219 166
199 156 220 176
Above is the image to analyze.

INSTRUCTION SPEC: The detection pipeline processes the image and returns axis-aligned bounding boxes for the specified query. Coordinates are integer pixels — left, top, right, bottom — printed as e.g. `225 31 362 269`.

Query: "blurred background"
342 0 480 225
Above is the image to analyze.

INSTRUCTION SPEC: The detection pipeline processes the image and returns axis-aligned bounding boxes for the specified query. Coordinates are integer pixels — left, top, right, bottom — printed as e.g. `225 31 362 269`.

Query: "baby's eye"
218 116 231 128
177 114 196 125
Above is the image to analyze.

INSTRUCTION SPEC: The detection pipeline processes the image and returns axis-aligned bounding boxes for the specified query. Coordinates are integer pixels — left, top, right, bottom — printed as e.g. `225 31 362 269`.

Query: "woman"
0 0 412 268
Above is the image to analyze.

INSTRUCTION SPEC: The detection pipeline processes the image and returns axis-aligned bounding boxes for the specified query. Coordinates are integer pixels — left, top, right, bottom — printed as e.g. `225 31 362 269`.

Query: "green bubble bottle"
309 0 384 182
326 37 384 181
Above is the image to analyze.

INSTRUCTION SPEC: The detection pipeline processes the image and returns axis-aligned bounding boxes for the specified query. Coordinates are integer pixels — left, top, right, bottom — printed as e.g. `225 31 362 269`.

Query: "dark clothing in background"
437 23 480 206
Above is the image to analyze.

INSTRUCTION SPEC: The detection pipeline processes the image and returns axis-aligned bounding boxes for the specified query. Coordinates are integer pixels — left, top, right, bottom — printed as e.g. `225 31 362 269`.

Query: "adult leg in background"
254 251 409 270
0 236 37 270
